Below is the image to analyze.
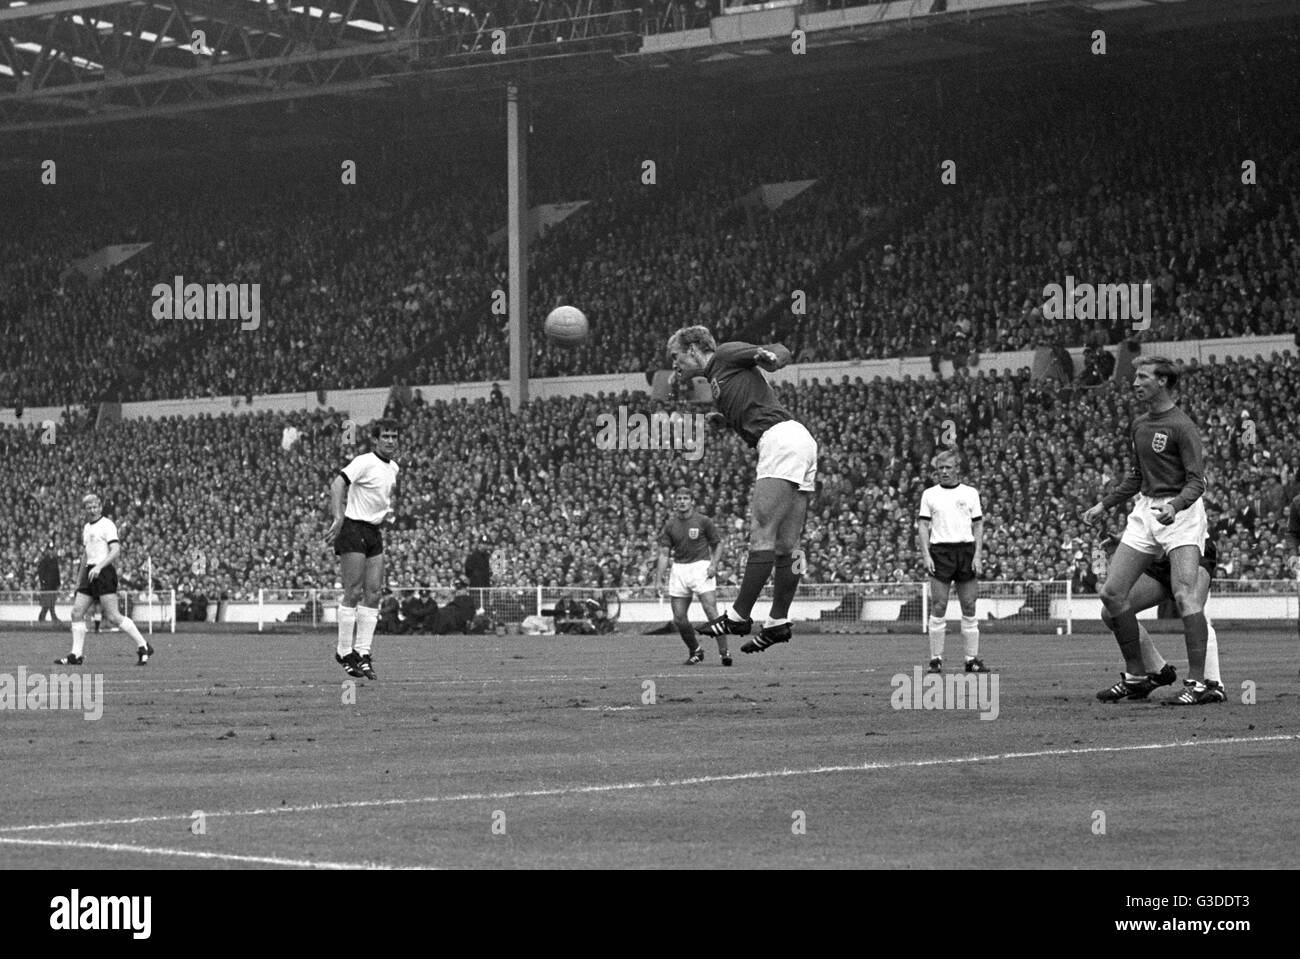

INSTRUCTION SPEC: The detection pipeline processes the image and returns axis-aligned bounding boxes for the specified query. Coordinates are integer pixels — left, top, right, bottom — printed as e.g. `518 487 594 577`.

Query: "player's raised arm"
754 344 794 371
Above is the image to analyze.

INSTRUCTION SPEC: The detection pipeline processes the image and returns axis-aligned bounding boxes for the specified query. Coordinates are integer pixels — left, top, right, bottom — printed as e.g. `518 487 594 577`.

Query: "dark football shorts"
929 542 978 584
76 563 119 599
1146 540 1216 596
334 517 384 558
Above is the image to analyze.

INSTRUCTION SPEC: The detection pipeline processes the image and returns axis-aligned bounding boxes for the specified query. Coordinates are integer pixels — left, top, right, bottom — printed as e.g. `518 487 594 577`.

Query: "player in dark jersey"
667 325 817 654
655 489 726 664
1083 356 1222 704
1097 534 1222 703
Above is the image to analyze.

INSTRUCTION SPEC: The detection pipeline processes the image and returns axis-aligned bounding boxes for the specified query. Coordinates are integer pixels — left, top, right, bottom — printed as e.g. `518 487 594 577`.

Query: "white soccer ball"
544 305 589 345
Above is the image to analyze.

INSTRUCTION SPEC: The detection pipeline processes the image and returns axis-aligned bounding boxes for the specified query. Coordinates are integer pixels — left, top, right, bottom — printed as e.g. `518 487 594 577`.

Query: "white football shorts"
756 419 818 493
1120 494 1209 556
668 560 716 599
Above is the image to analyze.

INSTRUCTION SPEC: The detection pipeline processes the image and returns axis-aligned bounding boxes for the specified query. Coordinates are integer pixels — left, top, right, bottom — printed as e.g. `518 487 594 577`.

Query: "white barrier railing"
0 589 177 630
4 582 1294 632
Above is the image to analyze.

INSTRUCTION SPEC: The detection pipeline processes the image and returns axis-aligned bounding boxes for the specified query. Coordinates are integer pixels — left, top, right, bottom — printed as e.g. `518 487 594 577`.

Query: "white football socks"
1203 620 1221 684
928 616 946 660
961 615 979 659
337 605 357 656
1138 625 1166 674
118 616 147 648
354 606 379 657
70 622 87 657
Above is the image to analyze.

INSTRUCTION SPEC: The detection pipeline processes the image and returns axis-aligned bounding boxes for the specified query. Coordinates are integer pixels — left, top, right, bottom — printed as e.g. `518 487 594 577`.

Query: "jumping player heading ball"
667 325 818 654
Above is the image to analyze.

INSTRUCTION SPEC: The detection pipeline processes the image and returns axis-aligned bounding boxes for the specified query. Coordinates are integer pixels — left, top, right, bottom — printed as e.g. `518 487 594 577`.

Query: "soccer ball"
544 305 589 345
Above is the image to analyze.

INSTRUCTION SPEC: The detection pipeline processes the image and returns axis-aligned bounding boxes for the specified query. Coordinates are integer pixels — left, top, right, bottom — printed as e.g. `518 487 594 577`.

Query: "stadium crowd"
2 352 1297 604
3 46 1298 411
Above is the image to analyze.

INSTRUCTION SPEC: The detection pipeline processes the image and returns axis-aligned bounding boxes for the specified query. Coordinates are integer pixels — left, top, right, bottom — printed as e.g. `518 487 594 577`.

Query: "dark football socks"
1182 611 1209 675
769 553 798 621
678 624 698 650
733 550 775 620
1109 608 1144 674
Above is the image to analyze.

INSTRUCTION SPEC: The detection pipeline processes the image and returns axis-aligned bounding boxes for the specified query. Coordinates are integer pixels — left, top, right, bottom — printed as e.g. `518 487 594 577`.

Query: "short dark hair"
1133 355 1179 391
370 418 401 438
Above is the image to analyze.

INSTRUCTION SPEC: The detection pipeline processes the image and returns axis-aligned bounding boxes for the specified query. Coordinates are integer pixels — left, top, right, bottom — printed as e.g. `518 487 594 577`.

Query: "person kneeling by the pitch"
916 450 988 674
1097 536 1224 704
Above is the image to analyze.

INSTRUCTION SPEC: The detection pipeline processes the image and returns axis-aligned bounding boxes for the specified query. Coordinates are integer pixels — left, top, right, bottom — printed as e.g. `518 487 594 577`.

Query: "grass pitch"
1 626 1297 869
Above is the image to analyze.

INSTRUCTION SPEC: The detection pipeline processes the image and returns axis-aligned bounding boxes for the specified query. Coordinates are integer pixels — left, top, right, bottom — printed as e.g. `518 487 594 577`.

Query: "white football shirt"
341 452 399 524
918 483 983 544
83 516 120 565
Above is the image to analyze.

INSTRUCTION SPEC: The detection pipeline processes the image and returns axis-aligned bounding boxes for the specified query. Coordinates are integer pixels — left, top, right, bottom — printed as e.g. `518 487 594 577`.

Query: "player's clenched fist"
1150 502 1177 526
1081 503 1106 526
754 348 779 370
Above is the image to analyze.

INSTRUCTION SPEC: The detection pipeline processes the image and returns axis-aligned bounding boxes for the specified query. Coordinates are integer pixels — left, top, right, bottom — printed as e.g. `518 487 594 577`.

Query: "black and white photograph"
0 0 1296 925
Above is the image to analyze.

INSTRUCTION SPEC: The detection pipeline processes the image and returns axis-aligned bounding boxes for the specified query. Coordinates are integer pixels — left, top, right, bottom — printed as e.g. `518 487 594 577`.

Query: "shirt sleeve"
657 523 673 549
918 489 932 521
713 341 759 371
970 488 983 521
1168 420 1206 512
103 519 120 543
341 455 366 485
703 518 720 546
1101 425 1143 509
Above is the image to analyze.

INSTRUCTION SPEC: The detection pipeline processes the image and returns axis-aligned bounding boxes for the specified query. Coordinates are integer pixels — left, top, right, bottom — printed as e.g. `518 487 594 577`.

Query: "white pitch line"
1 733 1296 836
0 835 410 870
93 670 879 695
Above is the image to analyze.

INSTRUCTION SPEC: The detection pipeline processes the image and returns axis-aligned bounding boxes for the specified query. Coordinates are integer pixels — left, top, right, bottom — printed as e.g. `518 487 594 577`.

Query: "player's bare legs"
927 578 951 669
336 551 366 675
697 591 726 660
671 595 702 662
1099 544 1157 676
56 592 95 664
954 574 983 670
768 485 810 623
351 553 385 676
731 477 788 615
96 592 153 663
1102 575 1170 676
59 590 151 665
1167 544 1207 678
737 481 808 653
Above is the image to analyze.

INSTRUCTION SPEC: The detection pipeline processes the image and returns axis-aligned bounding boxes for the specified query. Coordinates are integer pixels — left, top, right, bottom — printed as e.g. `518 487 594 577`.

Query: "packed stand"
2 352 1297 607
5 37 1300 412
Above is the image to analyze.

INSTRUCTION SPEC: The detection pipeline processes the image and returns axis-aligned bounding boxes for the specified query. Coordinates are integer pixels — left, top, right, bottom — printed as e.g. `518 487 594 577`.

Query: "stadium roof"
0 0 1294 143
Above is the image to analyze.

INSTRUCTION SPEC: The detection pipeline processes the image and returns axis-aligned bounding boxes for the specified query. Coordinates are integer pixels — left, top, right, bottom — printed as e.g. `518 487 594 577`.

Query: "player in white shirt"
916 450 988 674
324 420 400 680
55 493 155 666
